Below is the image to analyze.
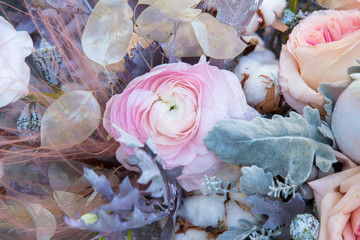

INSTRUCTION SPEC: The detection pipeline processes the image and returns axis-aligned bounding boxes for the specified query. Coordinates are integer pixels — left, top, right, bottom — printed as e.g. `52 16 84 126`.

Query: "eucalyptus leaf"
41 90 101 149
191 13 247 59
204 107 337 186
135 0 201 42
240 166 273 196
82 0 133 66
23 203 57 240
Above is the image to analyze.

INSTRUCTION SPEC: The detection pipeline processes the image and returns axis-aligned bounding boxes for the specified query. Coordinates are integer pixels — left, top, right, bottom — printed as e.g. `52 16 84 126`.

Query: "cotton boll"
229 181 248 203
234 50 276 82
175 229 210 240
225 200 258 227
245 14 261 34
244 0 286 34
259 0 287 26
244 64 280 106
179 195 225 227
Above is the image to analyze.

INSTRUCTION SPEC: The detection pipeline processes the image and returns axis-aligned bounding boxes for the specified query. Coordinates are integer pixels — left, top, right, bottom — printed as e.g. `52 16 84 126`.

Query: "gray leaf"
204 107 336 186
240 166 273 196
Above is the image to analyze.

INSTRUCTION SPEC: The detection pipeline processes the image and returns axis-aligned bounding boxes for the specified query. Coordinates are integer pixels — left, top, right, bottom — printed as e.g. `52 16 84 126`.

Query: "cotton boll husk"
225 200 258 227
243 64 280 106
175 229 210 240
331 80 360 163
242 34 266 52
178 195 225 227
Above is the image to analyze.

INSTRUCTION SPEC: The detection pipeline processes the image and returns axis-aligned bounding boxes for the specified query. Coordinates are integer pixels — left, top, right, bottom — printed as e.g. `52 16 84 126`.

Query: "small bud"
80 213 98 226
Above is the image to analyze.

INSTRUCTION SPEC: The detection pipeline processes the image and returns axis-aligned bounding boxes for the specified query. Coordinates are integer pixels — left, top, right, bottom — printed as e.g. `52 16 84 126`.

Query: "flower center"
304 15 360 45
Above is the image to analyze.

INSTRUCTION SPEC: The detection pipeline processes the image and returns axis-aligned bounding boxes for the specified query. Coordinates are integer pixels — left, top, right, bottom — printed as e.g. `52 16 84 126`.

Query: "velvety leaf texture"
83 168 114 201
204 107 337 186
215 0 263 35
246 193 305 239
318 82 349 125
240 165 273 196
66 142 182 240
217 225 257 240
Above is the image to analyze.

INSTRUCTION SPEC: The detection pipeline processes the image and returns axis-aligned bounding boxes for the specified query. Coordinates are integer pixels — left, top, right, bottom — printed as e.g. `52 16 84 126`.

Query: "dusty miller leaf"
215 0 263 35
41 90 101 149
204 107 337 186
318 82 350 125
217 225 258 240
82 0 133 66
245 193 305 239
83 168 115 201
240 166 273 196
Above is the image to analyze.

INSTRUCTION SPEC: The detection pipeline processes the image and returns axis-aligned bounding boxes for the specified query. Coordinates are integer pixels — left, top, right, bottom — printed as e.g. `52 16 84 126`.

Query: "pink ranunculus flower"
279 10 360 114
103 59 259 191
0 16 33 107
309 166 360 239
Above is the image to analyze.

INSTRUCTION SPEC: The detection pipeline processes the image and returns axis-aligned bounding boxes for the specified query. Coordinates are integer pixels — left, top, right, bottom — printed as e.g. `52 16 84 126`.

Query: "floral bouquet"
0 0 360 239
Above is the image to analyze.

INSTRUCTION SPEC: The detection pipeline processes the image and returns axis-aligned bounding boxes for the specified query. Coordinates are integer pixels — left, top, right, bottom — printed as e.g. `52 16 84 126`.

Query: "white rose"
0 17 33 107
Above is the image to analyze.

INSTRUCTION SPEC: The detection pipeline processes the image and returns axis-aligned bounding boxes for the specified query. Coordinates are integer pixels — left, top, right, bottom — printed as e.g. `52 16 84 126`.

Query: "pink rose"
309 166 360 239
0 16 33 107
316 0 360 10
103 60 258 191
279 10 360 114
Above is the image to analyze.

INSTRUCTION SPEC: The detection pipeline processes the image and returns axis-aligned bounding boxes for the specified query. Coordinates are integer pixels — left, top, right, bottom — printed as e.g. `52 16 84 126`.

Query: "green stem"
128 230 132 240
291 0 298 13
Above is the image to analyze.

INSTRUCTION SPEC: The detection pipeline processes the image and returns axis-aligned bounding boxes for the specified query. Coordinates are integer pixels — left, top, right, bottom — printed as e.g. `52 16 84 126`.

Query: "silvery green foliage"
318 82 349 125
33 39 62 87
216 220 258 240
66 139 182 240
268 176 297 198
202 175 238 200
83 168 115 201
217 220 281 240
204 107 337 186
240 166 273 196
17 103 41 143
289 214 319 240
347 59 360 81
246 193 305 239
214 0 263 35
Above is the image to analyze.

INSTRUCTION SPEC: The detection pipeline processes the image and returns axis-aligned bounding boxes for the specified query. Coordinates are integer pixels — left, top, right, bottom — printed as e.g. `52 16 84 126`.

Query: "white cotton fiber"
175 229 210 240
178 195 225 227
